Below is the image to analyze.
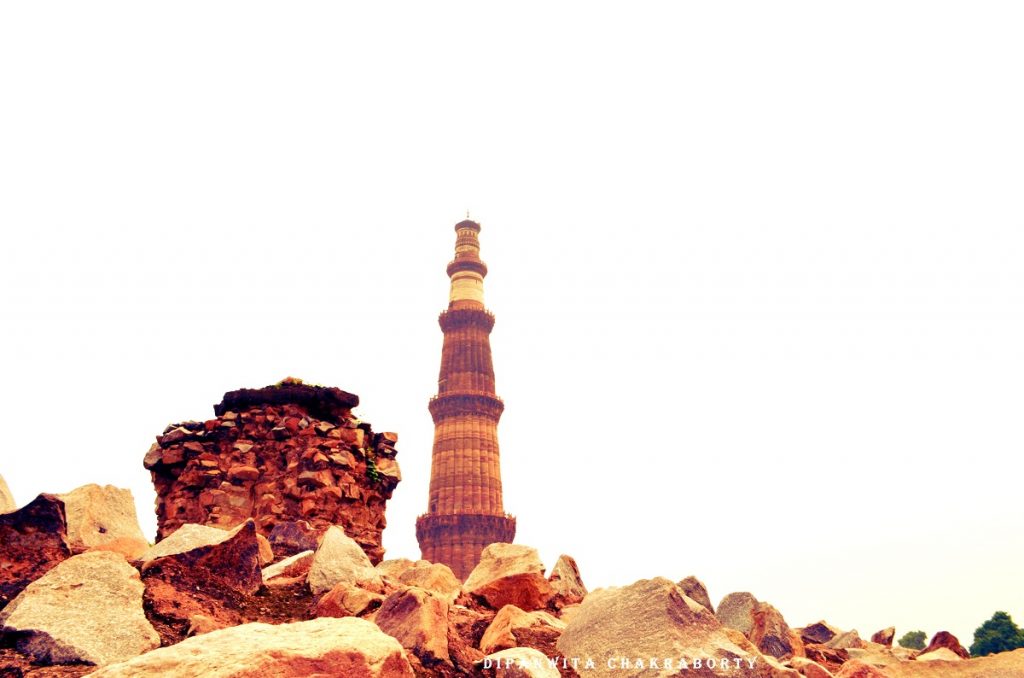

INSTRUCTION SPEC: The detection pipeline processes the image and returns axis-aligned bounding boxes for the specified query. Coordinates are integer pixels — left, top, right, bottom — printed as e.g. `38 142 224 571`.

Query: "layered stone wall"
144 381 400 563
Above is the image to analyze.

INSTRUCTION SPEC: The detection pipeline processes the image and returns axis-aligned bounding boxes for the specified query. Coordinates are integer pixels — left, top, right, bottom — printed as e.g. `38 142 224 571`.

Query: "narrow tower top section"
447 219 488 309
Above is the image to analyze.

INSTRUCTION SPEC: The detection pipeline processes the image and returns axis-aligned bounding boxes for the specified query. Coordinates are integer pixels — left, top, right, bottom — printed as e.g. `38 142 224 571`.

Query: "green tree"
897 630 927 650
970 611 1024 657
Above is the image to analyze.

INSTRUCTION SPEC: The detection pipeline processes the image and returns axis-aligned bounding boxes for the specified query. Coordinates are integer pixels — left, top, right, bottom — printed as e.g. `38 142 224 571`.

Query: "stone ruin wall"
144 382 401 563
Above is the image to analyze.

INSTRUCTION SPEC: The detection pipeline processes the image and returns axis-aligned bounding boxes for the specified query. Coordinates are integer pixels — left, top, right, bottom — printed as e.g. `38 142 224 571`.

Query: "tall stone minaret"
415 218 516 579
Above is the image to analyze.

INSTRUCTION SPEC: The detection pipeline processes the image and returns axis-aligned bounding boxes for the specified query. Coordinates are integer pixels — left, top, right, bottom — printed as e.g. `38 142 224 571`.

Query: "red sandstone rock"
556 577 793 677
833 660 887 678
316 583 385 618
870 627 895 647
788 657 834 678
677 574 713 612
479 604 566 656
718 592 802 660
374 587 451 665
463 544 555 612
920 630 969 659
448 605 493 673
140 521 262 641
0 494 71 609
145 382 400 564
547 555 587 609
89 618 415 678
803 644 849 673
398 561 462 603
801 621 842 646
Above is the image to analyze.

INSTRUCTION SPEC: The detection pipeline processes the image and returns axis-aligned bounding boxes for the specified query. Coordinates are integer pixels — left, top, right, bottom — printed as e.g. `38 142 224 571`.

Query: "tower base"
416 513 516 580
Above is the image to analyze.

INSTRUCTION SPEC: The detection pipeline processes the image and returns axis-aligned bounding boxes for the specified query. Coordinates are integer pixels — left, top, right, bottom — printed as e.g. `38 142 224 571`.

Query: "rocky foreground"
2 381 1020 676
1 485 1022 677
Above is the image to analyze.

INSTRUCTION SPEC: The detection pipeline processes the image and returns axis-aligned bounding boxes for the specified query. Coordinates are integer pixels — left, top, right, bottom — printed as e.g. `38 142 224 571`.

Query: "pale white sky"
2 1 1022 647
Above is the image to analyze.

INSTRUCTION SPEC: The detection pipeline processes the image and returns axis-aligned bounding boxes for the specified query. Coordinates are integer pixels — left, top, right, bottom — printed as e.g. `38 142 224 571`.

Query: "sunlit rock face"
144 380 401 564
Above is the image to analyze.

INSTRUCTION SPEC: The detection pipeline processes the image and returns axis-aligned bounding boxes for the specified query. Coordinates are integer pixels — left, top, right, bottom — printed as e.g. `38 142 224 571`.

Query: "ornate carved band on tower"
416 218 516 580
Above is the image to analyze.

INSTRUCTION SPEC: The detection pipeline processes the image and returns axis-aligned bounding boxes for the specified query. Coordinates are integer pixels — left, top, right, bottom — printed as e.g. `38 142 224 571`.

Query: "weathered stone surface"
827 630 866 650
548 555 587 608
0 551 159 666
399 561 462 603
141 523 238 563
375 586 451 665
268 520 319 556
718 592 759 636
479 647 562 678
871 627 895 647
804 644 849 674
557 577 796 677
464 544 554 612
880 648 1024 676
789 657 835 678
377 558 418 581
140 521 261 594
678 575 713 612
316 583 385 618
833 660 887 678
480 604 565 656
146 381 400 564
844 644 903 669
447 604 493 673
801 621 841 646
255 533 274 565
0 494 71 609
920 630 969 659
0 473 15 513
58 484 149 560
141 520 262 641
89 617 415 677
718 592 800 659
916 647 963 662
307 525 382 595
262 550 314 582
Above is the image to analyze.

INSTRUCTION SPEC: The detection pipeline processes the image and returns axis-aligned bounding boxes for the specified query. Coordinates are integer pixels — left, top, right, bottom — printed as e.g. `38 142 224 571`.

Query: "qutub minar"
415 218 516 579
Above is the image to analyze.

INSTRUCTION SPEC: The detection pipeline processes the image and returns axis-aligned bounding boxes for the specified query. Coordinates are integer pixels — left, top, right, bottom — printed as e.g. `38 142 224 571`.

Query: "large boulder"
480 604 565 656
398 561 462 603
556 577 796 677
307 525 382 595
0 551 159 666
374 586 451 665
89 617 415 677
448 604 494 672
718 592 801 659
140 520 261 594
316 583 385 618
0 494 72 608
0 473 15 513
59 484 149 560
479 647 562 678
919 631 969 659
141 520 262 641
678 575 713 612
463 544 554 612
548 555 587 608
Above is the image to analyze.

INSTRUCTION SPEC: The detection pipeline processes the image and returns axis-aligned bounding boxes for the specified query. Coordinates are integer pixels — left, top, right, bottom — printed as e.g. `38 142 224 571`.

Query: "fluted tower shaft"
416 219 516 579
